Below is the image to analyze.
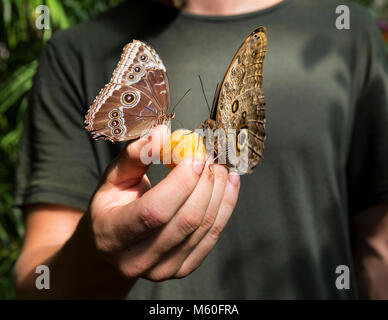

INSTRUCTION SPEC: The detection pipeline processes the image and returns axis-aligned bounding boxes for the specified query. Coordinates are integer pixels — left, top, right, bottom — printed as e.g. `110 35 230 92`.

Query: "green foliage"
0 0 124 299
356 0 375 6
0 0 386 300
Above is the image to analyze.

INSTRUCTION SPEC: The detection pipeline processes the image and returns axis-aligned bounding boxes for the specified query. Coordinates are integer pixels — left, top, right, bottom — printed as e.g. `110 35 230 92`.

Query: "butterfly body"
85 40 173 142
204 26 267 174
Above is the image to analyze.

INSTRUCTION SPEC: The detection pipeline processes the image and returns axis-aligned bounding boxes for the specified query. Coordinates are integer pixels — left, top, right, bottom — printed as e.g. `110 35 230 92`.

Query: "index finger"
111 158 205 246
103 125 170 187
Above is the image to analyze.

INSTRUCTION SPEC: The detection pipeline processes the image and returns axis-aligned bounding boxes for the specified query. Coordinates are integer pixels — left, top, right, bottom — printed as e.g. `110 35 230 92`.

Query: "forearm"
14 213 135 299
352 203 388 299
353 237 388 299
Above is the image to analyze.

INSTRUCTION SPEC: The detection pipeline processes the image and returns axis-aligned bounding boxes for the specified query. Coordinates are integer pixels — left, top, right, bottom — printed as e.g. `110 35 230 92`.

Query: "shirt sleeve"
13 35 103 212
347 14 388 214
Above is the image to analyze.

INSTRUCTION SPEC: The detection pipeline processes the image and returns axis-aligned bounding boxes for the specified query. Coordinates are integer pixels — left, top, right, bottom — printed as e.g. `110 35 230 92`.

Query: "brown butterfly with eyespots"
85 40 174 142
203 26 267 174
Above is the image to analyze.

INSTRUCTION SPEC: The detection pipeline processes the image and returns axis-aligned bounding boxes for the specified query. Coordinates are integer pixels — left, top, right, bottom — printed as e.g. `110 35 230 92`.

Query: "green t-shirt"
14 0 388 299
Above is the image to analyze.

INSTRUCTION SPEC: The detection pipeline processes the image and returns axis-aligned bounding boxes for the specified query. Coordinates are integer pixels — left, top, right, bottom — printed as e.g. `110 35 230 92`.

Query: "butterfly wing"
85 40 170 142
214 26 267 173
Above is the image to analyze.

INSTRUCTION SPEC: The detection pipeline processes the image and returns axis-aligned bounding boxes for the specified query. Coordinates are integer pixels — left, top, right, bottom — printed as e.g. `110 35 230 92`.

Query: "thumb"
104 125 170 187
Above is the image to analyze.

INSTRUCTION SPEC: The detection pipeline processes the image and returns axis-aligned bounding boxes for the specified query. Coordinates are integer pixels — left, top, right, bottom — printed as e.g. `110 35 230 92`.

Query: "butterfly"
85 40 173 142
203 26 267 174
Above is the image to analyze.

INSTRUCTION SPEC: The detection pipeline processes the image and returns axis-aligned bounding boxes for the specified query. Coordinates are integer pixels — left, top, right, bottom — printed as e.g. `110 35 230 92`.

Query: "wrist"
67 211 137 298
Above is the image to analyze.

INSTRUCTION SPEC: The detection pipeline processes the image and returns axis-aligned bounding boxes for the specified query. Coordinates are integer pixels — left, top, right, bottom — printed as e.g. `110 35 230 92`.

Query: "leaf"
0 60 37 115
2 0 12 25
46 0 70 29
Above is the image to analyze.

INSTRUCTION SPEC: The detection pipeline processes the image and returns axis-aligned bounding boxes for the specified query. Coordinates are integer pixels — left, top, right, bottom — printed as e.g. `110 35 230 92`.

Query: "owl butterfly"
85 40 173 142
203 26 267 174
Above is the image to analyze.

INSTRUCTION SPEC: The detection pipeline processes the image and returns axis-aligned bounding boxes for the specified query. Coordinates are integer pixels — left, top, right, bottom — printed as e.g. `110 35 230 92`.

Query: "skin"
352 203 388 299
13 0 388 299
181 0 283 15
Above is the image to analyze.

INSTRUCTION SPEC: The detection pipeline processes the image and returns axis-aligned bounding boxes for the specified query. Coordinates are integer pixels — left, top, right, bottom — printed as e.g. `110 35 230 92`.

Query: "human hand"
86 125 240 282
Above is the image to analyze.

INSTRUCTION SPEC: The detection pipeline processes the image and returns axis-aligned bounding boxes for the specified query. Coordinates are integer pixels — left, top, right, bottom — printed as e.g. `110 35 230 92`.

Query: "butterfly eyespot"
113 128 123 135
128 74 135 80
242 111 247 119
122 92 136 105
110 119 120 127
232 100 239 113
236 129 248 152
252 50 260 57
140 54 147 61
134 66 142 73
110 110 119 118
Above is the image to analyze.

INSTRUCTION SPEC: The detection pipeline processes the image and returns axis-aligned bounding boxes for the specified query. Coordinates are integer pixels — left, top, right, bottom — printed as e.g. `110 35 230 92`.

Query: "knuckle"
139 203 169 230
179 211 202 235
174 174 197 198
200 212 216 231
208 223 224 241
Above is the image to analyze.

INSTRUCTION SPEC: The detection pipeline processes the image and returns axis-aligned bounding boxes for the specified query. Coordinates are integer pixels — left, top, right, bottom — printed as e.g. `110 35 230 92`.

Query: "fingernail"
228 172 240 186
192 160 204 175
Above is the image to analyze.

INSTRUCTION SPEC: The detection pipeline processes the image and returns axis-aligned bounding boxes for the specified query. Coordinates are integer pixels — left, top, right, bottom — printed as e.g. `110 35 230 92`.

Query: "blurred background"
0 0 387 299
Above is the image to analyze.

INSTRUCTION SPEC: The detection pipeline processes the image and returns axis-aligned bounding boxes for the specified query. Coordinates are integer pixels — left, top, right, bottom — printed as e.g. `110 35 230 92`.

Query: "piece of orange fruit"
160 129 206 170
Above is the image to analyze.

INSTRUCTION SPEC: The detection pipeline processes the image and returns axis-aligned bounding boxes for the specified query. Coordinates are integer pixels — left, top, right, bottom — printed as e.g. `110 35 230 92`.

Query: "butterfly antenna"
171 88 192 114
198 75 211 115
210 82 220 116
213 82 219 99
